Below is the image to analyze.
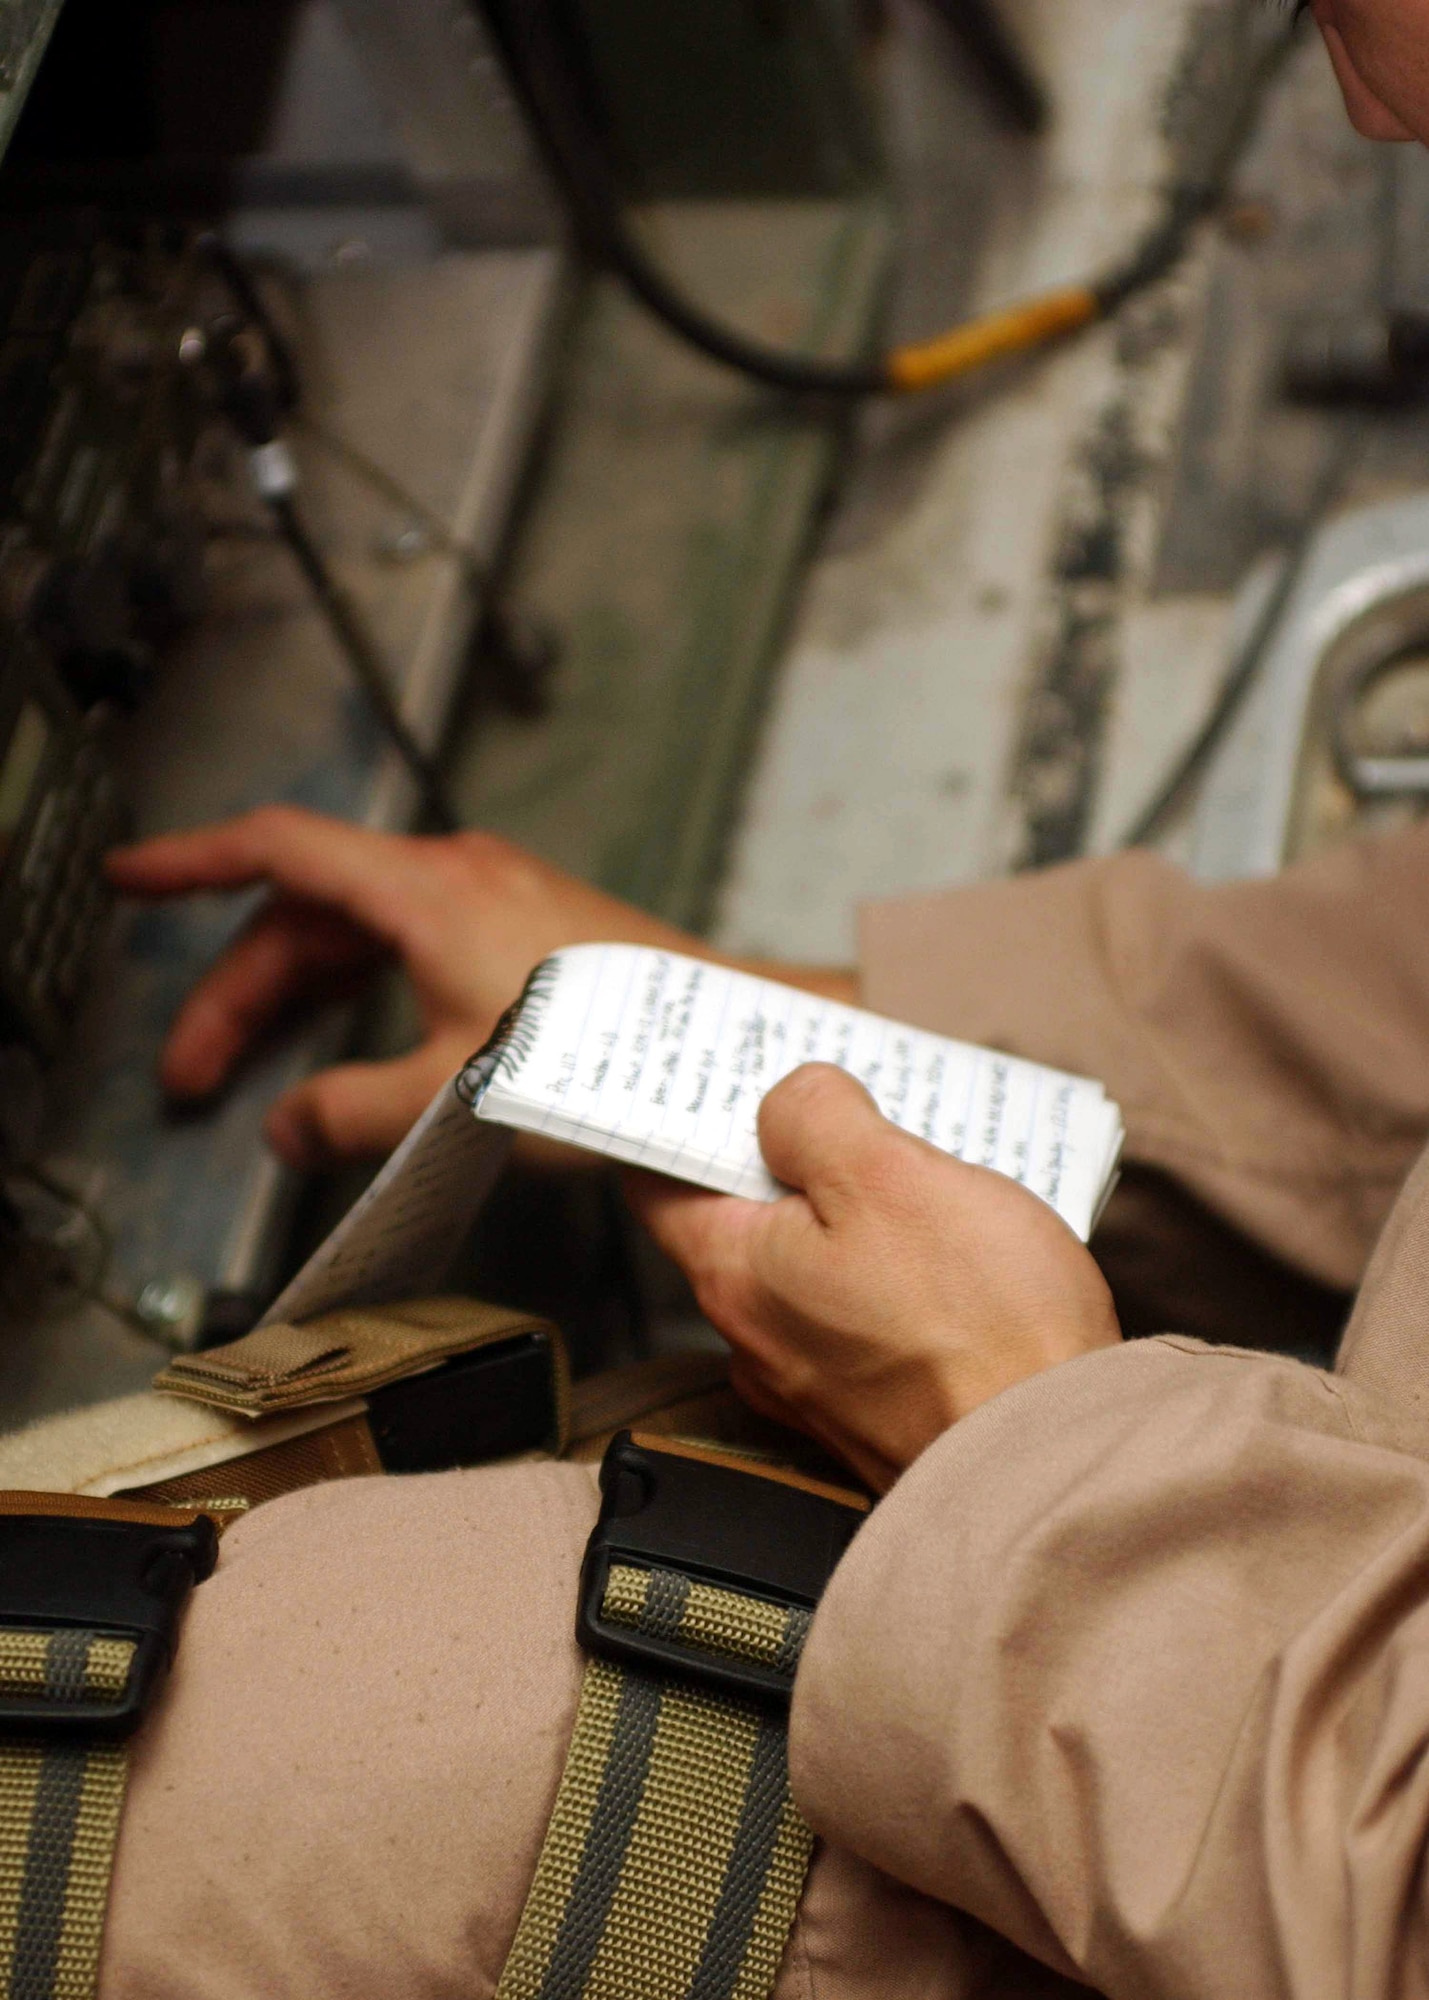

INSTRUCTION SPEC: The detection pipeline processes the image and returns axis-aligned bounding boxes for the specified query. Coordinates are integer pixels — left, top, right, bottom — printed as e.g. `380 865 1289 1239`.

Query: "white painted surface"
716 0 1226 964
1085 593 1237 853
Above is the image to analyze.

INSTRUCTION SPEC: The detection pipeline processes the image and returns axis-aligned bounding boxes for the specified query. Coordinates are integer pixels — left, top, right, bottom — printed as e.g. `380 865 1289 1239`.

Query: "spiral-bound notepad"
265 945 1124 1328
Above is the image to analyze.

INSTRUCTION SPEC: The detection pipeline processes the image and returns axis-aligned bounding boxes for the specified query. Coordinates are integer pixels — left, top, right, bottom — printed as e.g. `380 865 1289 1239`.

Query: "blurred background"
0 0 1424 1417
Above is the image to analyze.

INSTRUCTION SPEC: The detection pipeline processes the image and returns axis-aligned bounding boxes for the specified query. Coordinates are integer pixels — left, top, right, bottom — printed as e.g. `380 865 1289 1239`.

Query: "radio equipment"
0 216 211 1057
0 629 115 1052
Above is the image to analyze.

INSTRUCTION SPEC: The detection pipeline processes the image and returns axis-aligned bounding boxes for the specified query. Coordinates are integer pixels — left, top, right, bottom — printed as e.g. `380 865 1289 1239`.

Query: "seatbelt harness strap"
0 1697 129 2000
0 1495 217 2000
496 1433 869 2000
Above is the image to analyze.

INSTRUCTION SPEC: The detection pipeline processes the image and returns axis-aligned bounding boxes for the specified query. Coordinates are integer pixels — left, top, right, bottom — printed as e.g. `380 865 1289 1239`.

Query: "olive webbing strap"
496 1564 815 2000
0 1632 137 2000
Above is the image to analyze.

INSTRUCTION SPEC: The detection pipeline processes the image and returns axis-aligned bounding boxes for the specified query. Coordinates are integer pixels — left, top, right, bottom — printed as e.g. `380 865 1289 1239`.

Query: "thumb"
757 1064 892 1221
264 1044 455 1168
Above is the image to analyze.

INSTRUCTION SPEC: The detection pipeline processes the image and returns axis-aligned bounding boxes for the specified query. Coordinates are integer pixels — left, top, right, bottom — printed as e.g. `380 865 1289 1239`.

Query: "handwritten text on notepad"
509 947 1088 1210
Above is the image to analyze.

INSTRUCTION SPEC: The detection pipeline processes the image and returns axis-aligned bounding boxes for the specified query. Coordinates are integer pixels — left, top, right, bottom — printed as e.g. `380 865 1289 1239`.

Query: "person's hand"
626 1064 1121 1491
107 807 702 1167
108 807 856 1169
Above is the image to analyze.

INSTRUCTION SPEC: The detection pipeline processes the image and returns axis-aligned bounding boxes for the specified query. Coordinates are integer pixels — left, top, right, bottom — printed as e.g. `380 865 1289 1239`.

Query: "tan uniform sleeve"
857 824 1429 1290
790 1333 1429 2000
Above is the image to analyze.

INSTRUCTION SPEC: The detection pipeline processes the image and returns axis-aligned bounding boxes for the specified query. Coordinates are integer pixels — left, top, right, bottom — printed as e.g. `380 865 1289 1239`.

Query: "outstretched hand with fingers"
107 807 702 1168
626 1064 1121 1490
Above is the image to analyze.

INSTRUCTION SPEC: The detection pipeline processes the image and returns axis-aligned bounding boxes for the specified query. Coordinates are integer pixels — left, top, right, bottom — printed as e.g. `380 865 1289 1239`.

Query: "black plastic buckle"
578 1432 868 1705
0 1507 218 1738
366 1328 562 1472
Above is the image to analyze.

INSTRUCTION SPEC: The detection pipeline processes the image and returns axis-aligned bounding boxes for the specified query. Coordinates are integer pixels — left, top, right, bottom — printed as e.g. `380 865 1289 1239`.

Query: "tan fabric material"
1337 1137 1429 1423
790 1327 1429 1998
99 1463 990 2000
766 822 1429 1999
0 1737 130 2000
1086 1162 1351 1354
497 1561 814 2000
0 1498 209 2000
86 821 1429 1997
567 1355 732 1452
129 1411 383 1511
0 1493 206 1531
0 1393 372 1501
154 1297 558 1418
858 822 1429 1292
0 1633 134 1705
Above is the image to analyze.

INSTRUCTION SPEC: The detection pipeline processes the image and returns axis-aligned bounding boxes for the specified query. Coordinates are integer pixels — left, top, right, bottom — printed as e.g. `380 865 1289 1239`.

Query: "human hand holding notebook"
265 944 1124 1327
469 945 1121 1230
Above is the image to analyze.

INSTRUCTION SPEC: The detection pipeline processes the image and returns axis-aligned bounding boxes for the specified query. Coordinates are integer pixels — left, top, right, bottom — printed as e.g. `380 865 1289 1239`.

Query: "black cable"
1094 18 1297 315
921 0 1047 135
251 6 1293 819
265 493 460 833
293 415 491 590
203 248 560 732
492 0 1300 399
193 242 463 832
495 0 885 397
196 232 302 417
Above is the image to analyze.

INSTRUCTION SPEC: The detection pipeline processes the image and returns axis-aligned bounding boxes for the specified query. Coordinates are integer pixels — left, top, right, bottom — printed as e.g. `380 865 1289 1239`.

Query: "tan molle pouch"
0 1297 567 1520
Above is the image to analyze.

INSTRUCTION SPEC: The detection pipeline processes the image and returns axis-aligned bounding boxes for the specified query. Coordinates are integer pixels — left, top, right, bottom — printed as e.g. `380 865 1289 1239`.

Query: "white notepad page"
263 942 1125 1328
475 945 1123 1241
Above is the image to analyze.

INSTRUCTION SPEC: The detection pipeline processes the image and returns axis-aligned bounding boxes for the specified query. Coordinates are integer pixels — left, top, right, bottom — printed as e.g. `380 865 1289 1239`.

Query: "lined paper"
476 945 1122 1240
263 944 1125 1327
261 1088 510 1330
